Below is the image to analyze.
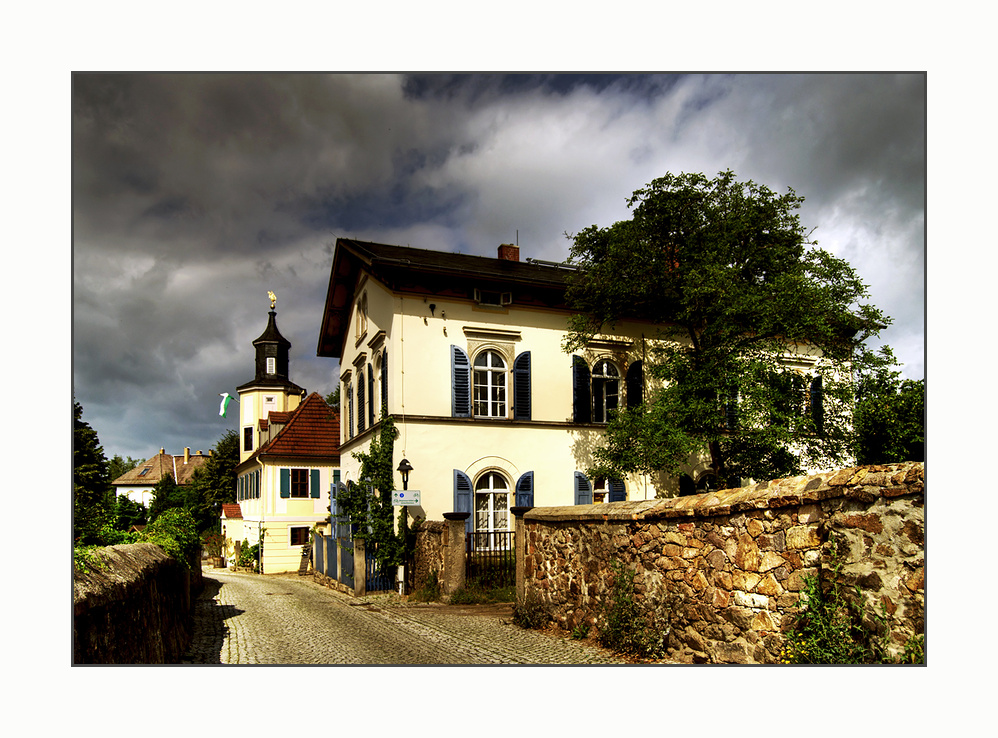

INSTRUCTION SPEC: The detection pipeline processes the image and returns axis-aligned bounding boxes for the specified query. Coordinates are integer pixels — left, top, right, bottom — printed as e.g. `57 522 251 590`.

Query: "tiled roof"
221 504 243 519
111 450 210 487
239 393 340 468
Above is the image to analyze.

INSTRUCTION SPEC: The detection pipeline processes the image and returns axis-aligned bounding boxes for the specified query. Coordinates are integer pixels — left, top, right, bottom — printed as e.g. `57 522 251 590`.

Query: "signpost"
392 489 421 506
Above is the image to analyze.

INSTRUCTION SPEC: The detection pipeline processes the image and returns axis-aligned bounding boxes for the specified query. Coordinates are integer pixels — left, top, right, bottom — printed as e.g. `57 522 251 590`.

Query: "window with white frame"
474 471 510 536
289 526 310 546
591 359 620 423
473 350 507 417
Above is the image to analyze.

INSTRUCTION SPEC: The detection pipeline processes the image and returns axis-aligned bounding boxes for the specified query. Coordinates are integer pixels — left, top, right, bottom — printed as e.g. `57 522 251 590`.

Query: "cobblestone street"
183 567 633 665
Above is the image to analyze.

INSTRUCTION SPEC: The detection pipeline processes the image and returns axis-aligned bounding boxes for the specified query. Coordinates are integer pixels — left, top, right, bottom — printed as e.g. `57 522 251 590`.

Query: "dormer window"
474 288 512 307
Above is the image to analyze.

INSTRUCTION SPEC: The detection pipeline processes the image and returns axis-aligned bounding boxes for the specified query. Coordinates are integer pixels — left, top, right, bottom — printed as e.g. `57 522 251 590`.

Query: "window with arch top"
591 359 620 423
474 471 510 533
473 350 507 418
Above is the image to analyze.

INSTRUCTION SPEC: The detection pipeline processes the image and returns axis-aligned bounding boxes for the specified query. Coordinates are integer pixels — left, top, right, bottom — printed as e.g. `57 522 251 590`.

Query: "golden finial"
268 291 277 310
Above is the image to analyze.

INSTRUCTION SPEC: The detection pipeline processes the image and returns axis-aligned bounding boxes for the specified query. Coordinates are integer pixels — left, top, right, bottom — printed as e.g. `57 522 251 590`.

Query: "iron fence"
466 530 515 589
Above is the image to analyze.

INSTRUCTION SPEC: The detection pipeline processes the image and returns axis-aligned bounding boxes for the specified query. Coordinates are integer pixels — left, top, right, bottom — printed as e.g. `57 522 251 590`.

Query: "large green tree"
565 171 890 488
73 401 112 542
853 347 924 464
188 429 239 532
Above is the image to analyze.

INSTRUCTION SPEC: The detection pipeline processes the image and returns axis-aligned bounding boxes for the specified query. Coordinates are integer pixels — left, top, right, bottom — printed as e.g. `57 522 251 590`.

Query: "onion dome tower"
236 291 306 463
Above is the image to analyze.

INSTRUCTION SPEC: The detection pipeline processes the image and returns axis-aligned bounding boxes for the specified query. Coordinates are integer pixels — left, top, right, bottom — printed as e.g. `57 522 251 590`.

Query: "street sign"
392 489 421 506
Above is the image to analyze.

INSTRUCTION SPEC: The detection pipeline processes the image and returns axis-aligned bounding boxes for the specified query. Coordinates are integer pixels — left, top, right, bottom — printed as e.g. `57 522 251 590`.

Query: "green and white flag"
219 393 237 418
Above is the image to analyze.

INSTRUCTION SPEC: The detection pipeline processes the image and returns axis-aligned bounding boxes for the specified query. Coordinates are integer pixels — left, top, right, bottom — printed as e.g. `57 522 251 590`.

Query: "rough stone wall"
73 543 195 664
413 521 447 590
522 462 924 664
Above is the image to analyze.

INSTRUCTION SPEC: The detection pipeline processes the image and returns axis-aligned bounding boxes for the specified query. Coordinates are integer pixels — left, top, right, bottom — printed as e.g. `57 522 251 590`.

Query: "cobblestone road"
183 568 633 665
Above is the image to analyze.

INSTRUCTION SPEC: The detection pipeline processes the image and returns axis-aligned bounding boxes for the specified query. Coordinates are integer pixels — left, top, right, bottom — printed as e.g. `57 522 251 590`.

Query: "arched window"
474 471 510 534
473 350 507 418
591 359 620 423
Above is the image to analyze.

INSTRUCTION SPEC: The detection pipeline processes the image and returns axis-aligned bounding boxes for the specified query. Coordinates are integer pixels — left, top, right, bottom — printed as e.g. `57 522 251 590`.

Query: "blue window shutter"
280 468 290 498
609 478 626 502
381 351 388 415
367 362 375 428
451 346 471 418
513 352 531 421
310 469 320 498
515 471 534 507
626 360 644 407
454 469 473 532
347 382 354 437
357 369 367 433
574 471 593 505
573 356 592 423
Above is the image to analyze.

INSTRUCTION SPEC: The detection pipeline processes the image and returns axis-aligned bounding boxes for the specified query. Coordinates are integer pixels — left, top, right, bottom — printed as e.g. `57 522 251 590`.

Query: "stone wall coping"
524 462 924 524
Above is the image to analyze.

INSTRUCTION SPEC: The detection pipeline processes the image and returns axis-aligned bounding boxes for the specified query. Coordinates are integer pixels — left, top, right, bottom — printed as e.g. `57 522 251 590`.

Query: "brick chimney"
498 243 519 261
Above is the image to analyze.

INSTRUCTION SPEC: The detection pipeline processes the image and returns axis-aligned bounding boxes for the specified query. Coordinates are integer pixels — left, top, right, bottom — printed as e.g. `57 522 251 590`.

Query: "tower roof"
238 306 304 393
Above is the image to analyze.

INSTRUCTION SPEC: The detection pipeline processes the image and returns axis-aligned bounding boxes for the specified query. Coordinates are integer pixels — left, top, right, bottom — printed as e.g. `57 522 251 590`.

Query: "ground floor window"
289 526 310 546
474 471 510 533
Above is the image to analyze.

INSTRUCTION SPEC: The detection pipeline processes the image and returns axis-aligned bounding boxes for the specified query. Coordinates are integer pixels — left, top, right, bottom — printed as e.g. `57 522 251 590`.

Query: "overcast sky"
72 73 925 462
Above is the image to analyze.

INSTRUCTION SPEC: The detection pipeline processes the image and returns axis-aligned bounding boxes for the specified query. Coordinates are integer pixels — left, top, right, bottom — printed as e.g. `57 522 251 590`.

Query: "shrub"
412 569 441 602
139 507 200 568
449 582 514 605
512 590 549 629
779 561 891 664
595 560 671 659
238 542 259 569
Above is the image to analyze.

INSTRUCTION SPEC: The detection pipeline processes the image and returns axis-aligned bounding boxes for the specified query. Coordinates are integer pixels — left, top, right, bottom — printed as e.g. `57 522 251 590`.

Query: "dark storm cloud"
72 73 925 460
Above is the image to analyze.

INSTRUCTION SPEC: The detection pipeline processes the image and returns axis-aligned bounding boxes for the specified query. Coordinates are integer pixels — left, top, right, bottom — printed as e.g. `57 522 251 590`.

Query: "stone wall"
73 543 196 664
413 520 447 590
521 462 924 663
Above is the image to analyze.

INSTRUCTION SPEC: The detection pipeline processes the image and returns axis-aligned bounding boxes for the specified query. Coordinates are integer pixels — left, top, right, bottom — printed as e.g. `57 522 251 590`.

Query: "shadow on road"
183 574 244 664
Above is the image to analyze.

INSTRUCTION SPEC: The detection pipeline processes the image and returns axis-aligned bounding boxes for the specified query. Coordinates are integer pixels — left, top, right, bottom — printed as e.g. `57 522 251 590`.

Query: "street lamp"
397 458 414 490
395 458 414 596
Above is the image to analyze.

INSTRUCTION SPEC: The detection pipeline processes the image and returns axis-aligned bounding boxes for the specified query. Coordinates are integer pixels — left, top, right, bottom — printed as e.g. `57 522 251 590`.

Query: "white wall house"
316 239 837 538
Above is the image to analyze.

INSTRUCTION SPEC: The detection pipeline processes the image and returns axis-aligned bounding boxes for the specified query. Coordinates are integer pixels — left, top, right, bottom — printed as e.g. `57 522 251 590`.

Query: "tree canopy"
187 429 239 532
74 401 112 542
565 171 892 488
853 347 924 465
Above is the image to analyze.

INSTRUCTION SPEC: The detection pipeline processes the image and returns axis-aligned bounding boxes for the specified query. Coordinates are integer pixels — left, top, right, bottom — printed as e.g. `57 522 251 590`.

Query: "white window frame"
289 525 310 547
474 471 510 536
591 359 620 424
473 350 508 418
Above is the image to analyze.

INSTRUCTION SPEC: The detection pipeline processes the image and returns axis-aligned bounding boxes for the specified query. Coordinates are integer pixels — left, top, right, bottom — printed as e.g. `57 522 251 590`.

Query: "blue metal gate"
365 548 396 592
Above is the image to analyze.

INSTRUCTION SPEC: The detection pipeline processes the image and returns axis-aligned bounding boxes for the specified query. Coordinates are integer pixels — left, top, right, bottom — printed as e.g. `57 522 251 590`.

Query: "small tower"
236 292 306 463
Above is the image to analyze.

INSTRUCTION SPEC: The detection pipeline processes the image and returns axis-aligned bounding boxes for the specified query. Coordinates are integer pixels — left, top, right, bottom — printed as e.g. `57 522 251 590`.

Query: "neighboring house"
220 504 243 565
316 239 834 538
111 447 210 508
224 304 341 574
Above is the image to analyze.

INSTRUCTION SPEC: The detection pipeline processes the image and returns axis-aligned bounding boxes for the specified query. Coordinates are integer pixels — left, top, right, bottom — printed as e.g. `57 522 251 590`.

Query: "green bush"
595 560 670 658
779 563 891 664
139 507 200 569
238 541 259 569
